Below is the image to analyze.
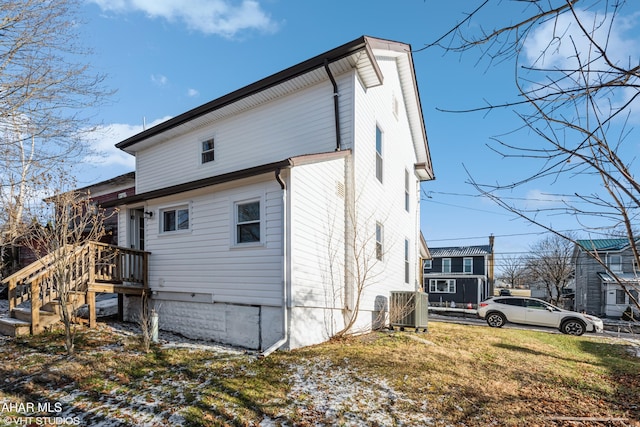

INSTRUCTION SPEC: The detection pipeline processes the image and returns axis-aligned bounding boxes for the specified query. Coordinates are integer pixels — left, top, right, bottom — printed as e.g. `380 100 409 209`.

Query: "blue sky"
75 0 640 261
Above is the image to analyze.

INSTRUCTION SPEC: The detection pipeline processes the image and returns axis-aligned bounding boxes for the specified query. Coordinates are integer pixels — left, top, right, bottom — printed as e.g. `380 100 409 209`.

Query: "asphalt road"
428 312 638 341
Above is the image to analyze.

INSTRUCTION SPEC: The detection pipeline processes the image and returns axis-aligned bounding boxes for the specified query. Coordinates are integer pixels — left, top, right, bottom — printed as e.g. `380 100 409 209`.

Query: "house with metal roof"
573 239 640 317
423 237 495 308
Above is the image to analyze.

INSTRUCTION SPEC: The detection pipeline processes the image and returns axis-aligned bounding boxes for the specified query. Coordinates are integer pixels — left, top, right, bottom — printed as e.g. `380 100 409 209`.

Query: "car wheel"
561 319 585 336
486 312 506 328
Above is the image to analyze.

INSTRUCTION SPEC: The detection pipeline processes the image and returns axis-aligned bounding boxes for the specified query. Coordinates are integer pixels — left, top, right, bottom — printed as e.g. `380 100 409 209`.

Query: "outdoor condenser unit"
389 291 429 332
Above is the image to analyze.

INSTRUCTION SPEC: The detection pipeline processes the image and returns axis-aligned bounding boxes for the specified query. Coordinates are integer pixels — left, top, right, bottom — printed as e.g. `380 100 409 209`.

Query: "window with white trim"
429 279 456 293
201 138 215 163
375 126 383 183
404 239 410 284
463 257 473 274
375 222 384 261
404 169 410 212
608 254 622 272
442 258 451 273
161 206 189 232
235 200 261 244
423 259 432 271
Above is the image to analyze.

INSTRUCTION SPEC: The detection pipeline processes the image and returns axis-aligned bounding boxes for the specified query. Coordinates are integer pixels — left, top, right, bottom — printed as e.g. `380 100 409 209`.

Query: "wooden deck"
0 242 150 336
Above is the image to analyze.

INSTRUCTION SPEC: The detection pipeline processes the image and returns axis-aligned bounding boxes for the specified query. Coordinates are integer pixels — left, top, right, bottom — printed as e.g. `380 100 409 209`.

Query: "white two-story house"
101 36 434 352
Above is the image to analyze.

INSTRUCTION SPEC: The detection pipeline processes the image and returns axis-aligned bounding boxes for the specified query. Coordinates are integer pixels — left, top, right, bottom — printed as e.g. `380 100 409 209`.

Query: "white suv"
477 296 603 336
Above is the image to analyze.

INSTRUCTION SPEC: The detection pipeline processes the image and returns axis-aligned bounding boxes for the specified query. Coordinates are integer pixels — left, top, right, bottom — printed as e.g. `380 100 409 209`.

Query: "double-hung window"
236 200 261 244
376 222 384 261
201 138 215 163
404 169 410 212
375 126 383 183
442 258 451 273
404 239 410 283
608 254 622 273
463 257 473 274
162 206 189 232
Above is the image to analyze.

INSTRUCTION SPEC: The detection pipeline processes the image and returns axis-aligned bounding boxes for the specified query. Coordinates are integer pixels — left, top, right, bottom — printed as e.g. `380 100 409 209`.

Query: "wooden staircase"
0 242 149 337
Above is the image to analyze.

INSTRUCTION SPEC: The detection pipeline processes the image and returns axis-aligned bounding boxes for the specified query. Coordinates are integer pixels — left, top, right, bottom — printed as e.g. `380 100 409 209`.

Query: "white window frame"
404 238 410 284
160 204 190 233
463 257 473 274
429 279 456 293
375 125 383 183
201 137 215 164
424 259 432 270
442 258 451 273
376 222 384 261
608 254 623 273
231 195 265 247
404 169 410 212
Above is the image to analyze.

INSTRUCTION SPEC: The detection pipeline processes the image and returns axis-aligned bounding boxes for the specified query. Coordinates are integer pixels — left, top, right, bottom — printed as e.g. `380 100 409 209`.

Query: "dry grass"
0 321 638 426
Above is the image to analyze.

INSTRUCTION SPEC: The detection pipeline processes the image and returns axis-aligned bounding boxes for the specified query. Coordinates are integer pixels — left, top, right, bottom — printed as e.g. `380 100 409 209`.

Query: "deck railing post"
8 278 16 312
31 277 42 335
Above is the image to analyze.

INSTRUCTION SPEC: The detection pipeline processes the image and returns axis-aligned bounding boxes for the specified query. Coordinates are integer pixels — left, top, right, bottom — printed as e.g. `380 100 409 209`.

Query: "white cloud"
524 189 565 210
83 116 172 168
151 74 168 86
89 0 278 38
187 88 199 97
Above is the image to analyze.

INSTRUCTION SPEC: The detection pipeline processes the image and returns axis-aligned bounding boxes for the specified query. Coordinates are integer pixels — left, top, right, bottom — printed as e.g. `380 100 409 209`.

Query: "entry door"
129 209 145 251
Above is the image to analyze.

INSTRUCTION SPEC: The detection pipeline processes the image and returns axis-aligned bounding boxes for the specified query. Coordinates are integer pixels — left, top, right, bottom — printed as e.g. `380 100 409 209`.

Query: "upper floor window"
404 169 410 212
463 258 473 274
162 205 189 233
236 200 261 244
376 222 384 261
201 138 215 163
424 259 432 271
442 258 451 273
607 254 622 273
375 126 383 183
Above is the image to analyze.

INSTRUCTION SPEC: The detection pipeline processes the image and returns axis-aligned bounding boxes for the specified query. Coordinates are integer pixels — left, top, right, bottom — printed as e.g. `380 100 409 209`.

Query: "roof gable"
114 36 433 181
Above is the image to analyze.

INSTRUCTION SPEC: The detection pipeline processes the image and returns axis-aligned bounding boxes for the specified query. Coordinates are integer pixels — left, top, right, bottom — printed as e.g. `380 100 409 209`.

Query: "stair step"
0 317 31 337
13 307 59 324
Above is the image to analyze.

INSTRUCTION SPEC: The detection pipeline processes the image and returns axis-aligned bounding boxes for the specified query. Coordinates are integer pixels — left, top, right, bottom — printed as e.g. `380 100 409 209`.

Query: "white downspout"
260 169 289 357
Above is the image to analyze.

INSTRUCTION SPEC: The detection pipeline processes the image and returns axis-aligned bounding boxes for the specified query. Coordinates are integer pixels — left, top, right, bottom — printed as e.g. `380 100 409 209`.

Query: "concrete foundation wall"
123 296 284 351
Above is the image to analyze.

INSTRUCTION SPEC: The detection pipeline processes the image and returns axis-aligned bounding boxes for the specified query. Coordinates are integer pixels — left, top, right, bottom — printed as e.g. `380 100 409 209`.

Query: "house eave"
99 150 351 208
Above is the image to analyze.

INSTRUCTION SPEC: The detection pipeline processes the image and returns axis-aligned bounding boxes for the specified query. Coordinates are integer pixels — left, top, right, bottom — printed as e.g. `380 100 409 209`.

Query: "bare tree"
424 0 640 311
525 234 575 305
26 175 112 356
497 255 528 288
0 0 111 277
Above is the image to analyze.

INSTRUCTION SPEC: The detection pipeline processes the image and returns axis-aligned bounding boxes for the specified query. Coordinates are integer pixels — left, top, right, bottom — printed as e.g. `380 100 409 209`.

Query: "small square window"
202 138 215 163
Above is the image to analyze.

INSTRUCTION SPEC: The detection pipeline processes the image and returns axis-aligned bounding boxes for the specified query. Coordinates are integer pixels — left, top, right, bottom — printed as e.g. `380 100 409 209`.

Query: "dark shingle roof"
429 245 492 257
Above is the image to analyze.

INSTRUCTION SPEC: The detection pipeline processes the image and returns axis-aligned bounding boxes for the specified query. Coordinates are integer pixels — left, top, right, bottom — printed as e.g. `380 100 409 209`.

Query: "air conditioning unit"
389 291 428 332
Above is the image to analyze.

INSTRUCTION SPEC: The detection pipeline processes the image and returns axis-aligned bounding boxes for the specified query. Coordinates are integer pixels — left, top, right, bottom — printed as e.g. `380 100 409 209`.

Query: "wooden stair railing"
1 242 149 335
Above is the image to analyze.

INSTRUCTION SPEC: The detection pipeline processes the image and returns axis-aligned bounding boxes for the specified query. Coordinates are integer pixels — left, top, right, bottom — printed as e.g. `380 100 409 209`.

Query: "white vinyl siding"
144 178 283 306
135 75 355 194
289 156 346 309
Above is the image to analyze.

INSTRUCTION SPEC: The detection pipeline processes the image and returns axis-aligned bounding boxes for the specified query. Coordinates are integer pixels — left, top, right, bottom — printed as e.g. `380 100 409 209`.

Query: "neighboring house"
99 36 434 352
423 237 495 308
574 239 640 317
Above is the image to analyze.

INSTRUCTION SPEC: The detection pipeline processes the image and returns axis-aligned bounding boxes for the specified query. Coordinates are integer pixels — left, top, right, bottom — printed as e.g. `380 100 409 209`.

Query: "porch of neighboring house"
0 242 149 337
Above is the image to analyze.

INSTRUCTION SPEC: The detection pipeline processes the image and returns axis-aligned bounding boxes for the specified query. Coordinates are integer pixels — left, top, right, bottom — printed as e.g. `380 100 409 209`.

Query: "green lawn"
0 321 638 426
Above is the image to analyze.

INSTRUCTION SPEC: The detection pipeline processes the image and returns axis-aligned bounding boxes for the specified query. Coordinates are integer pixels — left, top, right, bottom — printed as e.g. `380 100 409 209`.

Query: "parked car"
477 296 603 336
499 288 512 296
